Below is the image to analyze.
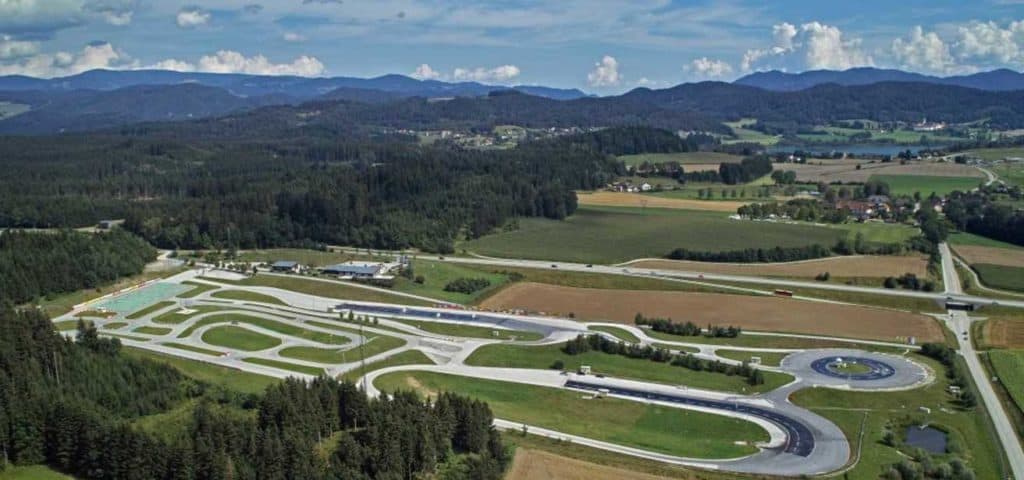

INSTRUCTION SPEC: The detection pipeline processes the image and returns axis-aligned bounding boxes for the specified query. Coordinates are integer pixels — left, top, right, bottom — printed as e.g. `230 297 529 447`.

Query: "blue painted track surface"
810 356 896 381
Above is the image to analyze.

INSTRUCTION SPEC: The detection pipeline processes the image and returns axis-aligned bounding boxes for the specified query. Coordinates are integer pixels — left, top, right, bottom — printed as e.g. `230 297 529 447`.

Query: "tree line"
0 308 510 479
634 314 741 338
945 189 1024 248
0 229 155 306
562 334 764 386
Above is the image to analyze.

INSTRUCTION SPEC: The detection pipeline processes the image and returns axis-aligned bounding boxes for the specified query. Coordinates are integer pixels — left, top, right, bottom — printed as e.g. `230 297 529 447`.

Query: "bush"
414 275 425 284
443 277 491 294
550 359 565 370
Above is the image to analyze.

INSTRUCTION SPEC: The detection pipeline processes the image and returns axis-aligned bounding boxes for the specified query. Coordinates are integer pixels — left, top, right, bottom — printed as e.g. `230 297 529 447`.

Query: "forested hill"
0 307 510 479
621 81 1024 129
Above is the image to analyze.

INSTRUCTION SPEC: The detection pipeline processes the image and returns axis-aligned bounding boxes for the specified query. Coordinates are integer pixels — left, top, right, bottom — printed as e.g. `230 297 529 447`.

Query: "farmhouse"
270 260 301 273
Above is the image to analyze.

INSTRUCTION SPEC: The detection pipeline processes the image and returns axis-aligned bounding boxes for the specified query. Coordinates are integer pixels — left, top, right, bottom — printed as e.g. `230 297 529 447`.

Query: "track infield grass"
242 357 324 376
338 349 436 382
464 343 790 394
374 371 767 459
208 274 433 306
211 289 288 305
201 325 281 351
123 347 277 394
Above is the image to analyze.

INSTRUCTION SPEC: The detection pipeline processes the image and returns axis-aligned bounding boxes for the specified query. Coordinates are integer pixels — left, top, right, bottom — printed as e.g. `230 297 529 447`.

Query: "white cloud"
685 57 734 79
891 26 959 74
282 32 306 42
84 1 136 26
176 7 210 29
0 35 40 60
587 55 620 87
742 21 872 72
452 64 520 83
150 50 325 76
411 63 441 80
0 42 136 78
954 20 1024 65
800 21 872 70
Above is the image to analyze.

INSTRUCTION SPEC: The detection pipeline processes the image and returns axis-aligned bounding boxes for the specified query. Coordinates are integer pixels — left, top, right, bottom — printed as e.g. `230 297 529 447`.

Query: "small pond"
904 425 947 454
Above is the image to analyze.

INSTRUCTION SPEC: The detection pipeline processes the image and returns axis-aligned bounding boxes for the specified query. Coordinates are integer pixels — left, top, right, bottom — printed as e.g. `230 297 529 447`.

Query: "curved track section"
782 349 930 390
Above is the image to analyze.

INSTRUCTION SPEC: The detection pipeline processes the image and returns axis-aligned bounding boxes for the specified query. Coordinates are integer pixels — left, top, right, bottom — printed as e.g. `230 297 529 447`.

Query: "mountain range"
735 67 1024 92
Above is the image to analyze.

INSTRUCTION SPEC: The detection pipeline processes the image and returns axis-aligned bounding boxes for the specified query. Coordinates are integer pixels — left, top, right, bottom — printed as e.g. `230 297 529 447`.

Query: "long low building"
320 261 386 278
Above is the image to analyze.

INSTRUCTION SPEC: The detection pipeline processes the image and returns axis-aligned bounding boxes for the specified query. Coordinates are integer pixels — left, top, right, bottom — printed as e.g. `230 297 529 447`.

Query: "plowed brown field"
481 283 943 342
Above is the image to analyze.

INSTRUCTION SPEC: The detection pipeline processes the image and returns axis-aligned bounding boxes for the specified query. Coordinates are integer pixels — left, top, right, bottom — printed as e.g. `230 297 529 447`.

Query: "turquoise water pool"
95 282 190 315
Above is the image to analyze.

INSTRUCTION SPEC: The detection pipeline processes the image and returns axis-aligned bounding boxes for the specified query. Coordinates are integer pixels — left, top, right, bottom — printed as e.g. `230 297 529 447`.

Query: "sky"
0 0 1023 93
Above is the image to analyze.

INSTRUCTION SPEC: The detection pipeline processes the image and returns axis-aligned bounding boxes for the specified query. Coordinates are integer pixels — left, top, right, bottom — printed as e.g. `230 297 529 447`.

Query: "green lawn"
126 300 176 319
178 313 348 345
176 281 219 298
973 264 1024 292
208 274 432 306
464 343 790 394
338 349 435 382
964 147 1024 162
201 325 282 351
869 174 982 197
133 326 172 336
279 345 354 363
390 318 543 341
124 347 277 394
211 289 288 305
617 151 744 166
162 342 224 356
374 371 767 459
588 325 641 343
456 263 743 296
460 206 847 264
792 354 1006 480
53 320 78 331
392 260 510 303
243 357 324 376
0 465 73 480
102 322 128 329
714 349 790 367
153 305 227 324
948 232 1023 249
989 350 1024 415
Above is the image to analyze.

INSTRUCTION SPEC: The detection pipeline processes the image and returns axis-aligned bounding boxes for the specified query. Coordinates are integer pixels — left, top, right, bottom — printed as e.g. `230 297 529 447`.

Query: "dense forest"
0 124 659 252
0 308 510 479
0 229 155 306
945 189 1024 248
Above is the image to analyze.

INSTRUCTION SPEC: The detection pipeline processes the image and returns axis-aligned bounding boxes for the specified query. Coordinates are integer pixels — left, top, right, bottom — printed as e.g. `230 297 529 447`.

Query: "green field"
176 281 219 298
973 264 1024 292
53 320 78 331
374 371 767 459
949 232 1024 249
163 342 224 356
211 289 288 305
338 349 435 382
714 349 790 367
588 325 641 343
208 274 432 306
392 259 510 303
102 321 128 329
279 345 354 363
869 174 982 197
126 300 176 319
202 325 282 351
243 357 324 376
237 247 362 266
133 325 172 336
391 318 543 341
989 350 1024 415
993 163 1024 188
179 313 350 345
965 147 1024 162
457 263 743 296
464 343 790 394
124 347 277 394
460 206 847 264
647 175 795 201
724 118 780 145
0 465 73 480
617 151 744 166
792 355 1005 480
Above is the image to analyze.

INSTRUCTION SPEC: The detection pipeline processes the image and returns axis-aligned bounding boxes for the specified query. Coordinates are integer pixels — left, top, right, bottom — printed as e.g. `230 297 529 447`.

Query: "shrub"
443 277 491 294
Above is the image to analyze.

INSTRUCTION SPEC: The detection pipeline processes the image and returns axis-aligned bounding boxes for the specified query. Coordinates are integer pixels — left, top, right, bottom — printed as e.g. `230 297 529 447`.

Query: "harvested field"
480 283 943 342
506 448 670 480
626 254 929 279
678 163 721 172
618 151 743 166
786 160 985 183
982 318 1024 349
954 245 1024 268
576 191 744 212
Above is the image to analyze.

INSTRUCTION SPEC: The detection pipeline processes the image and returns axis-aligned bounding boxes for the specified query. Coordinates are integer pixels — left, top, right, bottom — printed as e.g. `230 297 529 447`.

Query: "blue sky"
0 0 1022 92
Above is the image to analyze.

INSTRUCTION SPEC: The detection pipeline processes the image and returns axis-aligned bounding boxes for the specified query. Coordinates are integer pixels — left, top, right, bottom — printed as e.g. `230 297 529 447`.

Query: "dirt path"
480 283 943 342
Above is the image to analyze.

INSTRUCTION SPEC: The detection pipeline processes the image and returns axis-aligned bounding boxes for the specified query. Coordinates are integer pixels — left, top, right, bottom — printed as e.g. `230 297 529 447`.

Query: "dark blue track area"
565 380 815 457
810 356 896 381
336 302 558 334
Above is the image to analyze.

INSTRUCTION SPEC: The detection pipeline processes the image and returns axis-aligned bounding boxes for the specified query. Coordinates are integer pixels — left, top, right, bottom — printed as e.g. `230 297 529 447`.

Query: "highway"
940 243 1024 479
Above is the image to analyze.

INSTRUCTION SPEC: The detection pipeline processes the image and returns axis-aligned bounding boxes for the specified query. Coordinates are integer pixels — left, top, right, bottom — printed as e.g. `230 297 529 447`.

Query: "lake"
905 425 947 454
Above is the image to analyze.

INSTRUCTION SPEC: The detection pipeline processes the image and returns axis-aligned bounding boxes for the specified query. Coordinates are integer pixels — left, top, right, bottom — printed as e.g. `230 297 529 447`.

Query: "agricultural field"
576 191 745 212
374 371 769 459
723 119 780 145
479 283 945 342
988 350 1024 415
973 264 1024 292
628 253 928 279
869 174 982 196
992 163 1024 187
948 232 1023 249
460 206 848 264
618 151 744 166
784 159 984 183
464 342 791 393
964 147 1024 162
953 244 1024 267
505 448 672 480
